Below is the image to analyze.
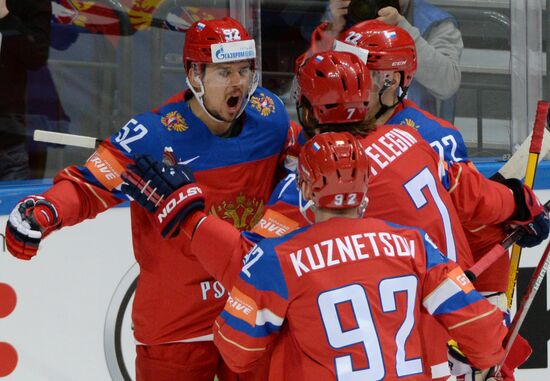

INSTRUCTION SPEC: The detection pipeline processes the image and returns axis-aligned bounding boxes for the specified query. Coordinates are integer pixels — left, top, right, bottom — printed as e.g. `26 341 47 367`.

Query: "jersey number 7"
404 167 457 261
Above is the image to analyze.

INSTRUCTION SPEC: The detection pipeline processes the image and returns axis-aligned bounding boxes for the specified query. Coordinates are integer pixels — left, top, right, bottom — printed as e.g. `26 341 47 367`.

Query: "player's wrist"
180 210 207 239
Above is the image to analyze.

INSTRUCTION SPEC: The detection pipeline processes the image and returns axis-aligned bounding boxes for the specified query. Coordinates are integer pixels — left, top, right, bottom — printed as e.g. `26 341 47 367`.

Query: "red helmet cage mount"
296 51 372 125
338 20 417 89
298 132 369 209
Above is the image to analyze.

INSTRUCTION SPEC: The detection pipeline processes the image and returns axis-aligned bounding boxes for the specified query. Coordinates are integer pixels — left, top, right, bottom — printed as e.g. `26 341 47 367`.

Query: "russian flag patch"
384 31 397 39
196 22 206 31
312 142 321 151
314 55 324 62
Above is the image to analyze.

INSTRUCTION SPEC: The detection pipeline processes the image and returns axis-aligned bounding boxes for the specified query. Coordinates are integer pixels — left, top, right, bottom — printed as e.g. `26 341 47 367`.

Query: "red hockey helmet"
183 17 256 73
298 132 369 209
336 20 417 89
296 51 371 125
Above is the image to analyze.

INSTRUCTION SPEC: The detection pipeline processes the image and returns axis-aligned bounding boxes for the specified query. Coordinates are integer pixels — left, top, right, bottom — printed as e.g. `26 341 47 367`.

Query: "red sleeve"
42 141 131 227
464 226 509 292
294 22 335 71
213 242 288 374
423 260 507 369
447 162 515 229
175 213 255 291
276 121 303 179
310 22 335 53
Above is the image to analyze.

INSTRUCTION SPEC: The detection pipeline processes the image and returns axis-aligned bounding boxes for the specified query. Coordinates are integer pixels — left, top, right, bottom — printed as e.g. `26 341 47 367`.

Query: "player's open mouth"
226 95 241 110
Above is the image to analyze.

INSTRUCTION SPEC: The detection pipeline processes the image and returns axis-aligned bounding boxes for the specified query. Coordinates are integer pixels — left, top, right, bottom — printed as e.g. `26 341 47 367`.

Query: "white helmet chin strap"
358 196 369 218
244 70 260 117
186 75 225 123
185 68 260 124
298 188 316 224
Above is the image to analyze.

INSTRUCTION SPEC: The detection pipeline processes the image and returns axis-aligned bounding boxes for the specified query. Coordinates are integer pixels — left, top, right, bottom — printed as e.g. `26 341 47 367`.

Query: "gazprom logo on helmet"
211 40 256 63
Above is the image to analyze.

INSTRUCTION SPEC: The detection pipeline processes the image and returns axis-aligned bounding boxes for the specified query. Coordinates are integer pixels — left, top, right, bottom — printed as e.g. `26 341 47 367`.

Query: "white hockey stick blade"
498 128 550 179
33 130 99 149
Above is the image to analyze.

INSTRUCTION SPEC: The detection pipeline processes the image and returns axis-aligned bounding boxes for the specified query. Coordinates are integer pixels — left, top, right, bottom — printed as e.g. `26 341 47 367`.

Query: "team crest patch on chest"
209 193 264 231
401 118 419 130
162 111 188 132
250 93 276 117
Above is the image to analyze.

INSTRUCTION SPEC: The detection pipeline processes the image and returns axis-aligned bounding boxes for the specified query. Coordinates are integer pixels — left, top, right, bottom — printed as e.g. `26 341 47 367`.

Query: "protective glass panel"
0 0 260 181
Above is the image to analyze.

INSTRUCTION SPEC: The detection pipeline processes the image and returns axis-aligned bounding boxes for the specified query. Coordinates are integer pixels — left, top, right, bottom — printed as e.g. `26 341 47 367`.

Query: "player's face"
366 70 399 122
366 71 384 122
201 61 254 122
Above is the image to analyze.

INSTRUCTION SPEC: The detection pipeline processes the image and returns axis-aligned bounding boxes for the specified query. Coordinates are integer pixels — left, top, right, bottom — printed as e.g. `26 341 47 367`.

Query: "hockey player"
332 20 550 323
4 17 299 381
120 51 547 379
214 131 508 380
312 21 548 379
304 19 466 165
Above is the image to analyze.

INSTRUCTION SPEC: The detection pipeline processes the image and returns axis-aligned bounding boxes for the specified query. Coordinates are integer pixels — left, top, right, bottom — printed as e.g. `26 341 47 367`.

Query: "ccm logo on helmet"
392 60 407 67
157 186 203 223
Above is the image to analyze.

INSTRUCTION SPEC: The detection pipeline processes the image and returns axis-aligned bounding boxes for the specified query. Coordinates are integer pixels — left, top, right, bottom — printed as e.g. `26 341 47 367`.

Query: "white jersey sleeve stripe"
423 277 461 314
255 308 284 327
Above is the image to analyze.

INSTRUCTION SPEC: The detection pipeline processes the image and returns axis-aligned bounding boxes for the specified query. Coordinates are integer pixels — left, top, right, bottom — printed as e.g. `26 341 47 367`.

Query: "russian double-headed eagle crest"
250 93 276 117
210 193 264 231
162 111 188 132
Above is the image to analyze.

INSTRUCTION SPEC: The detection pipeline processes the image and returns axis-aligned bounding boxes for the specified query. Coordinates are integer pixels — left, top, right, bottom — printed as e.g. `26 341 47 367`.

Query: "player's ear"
390 72 402 91
300 181 313 202
187 64 203 90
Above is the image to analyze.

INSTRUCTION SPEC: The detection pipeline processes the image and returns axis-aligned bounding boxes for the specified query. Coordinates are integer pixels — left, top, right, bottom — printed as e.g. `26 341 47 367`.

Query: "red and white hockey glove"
5 195 61 260
121 155 205 238
448 341 513 381
501 179 549 248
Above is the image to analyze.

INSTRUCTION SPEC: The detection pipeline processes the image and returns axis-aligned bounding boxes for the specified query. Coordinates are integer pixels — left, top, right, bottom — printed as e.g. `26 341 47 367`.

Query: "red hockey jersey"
42 87 299 345
187 124 515 293
214 217 507 379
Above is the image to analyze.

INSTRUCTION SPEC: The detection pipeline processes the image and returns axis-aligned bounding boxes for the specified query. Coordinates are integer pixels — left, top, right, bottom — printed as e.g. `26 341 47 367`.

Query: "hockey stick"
494 102 550 180
491 239 550 379
506 101 550 309
495 130 550 180
464 199 550 282
33 130 102 149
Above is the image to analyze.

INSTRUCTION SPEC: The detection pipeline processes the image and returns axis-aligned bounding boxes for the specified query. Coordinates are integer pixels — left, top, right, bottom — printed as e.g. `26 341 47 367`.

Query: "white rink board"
0 208 136 380
1 194 550 380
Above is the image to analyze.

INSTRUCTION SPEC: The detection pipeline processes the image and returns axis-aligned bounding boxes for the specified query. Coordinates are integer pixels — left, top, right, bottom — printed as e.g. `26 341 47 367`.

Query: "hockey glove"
501 178 549 247
121 154 205 238
448 341 506 381
5 196 61 260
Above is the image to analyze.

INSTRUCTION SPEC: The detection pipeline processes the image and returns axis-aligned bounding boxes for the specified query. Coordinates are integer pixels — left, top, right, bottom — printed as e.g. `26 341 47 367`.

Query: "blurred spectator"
0 0 51 180
326 0 463 122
